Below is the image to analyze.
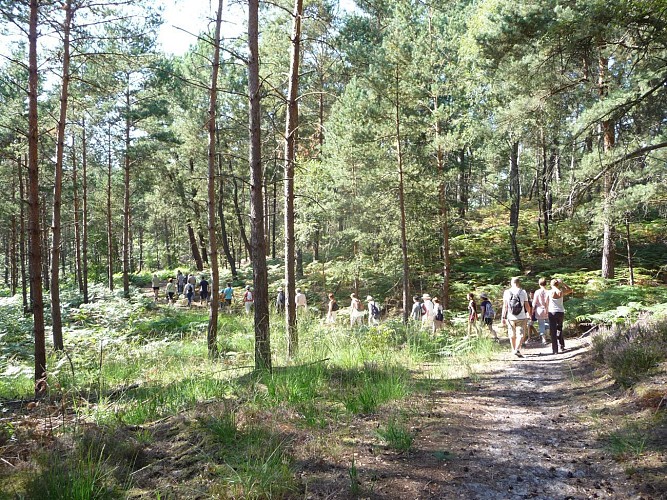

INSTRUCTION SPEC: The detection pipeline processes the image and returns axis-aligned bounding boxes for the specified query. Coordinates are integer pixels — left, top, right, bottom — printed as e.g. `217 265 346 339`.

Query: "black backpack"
435 307 444 322
331 301 339 311
509 290 524 315
370 303 380 318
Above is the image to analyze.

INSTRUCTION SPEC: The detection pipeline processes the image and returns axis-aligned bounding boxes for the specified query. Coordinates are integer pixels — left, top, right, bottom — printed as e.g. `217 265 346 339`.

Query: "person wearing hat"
242 285 254 315
349 293 363 326
367 295 380 326
275 286 285 313
422 293 434 329
479 293 498 340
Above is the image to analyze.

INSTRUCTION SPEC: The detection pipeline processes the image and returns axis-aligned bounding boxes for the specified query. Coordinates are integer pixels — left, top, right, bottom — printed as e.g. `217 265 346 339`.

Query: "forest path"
335 337 646 500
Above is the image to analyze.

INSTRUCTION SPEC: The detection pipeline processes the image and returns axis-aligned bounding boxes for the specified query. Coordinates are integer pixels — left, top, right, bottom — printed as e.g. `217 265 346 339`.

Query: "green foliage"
376 416 414 452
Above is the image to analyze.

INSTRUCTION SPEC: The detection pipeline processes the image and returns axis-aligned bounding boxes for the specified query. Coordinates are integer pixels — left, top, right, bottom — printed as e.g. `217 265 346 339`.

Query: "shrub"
593 315 667 387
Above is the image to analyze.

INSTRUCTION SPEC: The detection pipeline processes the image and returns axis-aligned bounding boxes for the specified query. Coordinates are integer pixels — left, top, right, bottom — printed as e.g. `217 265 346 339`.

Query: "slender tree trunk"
28 0 46 392
10 163 18 296
218 175 237 278
206 0 223 358
625 219 634 286
599 49 616 279
19 156 28 313
249 0 271 371
122 81 131 297
508 140 523 271
187 223 202 268
72 141 83 294
272 171 277 260
81 125 89 303
457 149 467 218
395 64 410 323
230 163 251 258
284 0 301 352
107 123 114 291
41 195 49 293
49 0 73 350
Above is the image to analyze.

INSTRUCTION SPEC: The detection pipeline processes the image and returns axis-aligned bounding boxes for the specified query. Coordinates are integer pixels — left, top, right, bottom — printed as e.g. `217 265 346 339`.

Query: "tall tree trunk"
19 156 28 313
285 0 300 352
107 123 114 291
456 149 467 218
28 0 46 392
272 172 277 260
187 223 203 268
72 141 83 294
508 140 523 271
10 163 18 296
599 49 616 279
249 0 271 371
122 81 131 297
206 0 223 358
230 162 251 258
81 124 89 303
218 176 237 278
50 0 73 350
41 195 49 293
395 64 410 324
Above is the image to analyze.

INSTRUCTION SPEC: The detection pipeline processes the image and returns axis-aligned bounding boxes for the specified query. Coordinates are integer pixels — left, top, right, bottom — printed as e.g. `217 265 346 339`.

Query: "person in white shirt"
548 278 573 354
501 277 532 357
295 288 307 315
242 285 254 315
367 296 380 326
532 278 550 346
421 293 434 329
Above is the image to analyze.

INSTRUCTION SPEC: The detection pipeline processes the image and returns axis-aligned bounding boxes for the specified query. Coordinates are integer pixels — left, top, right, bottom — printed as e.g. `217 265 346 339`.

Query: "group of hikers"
151 271 572 356
464 276 574 357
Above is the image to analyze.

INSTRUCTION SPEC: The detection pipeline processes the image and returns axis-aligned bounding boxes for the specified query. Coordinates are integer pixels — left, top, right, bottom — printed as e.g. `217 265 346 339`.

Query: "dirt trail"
326 338 649 500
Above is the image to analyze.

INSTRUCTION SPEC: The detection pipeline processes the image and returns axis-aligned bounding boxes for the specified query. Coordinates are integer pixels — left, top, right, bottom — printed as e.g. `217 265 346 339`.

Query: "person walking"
432 297 444 333
548 278 573 354
295 288 308 315
479 293 498 340
349 293 363 326
199 276 210 305
242 285 254 315
326 293 338 324
276 287 286 313
183 280 195 308
410 295 423 321
367 296 380 326
532 278 550 346
222 282 234 311
151 273 160 301
422 293 434 329
165 277 176 305
467 293 481 336
501 277 532 357
176 270 185 294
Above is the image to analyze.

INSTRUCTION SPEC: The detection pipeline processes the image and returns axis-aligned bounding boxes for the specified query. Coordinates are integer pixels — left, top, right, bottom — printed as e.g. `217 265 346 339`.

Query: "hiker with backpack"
243 285 254 315
326 293 339 324
367 296 380 326
479 293 498 341
432 297 444 333
410 295 423 321
501 277 532 357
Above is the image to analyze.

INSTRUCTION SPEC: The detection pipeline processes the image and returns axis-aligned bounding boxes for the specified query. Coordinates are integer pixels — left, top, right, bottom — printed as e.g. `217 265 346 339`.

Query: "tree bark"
81 124 89 303
72 140 83 295
49 0 73 350
122 79 131 297
249 0 271 371
28 0 46 392
107 123 114 291
599 49 616 279
395 64 410 323
509 140 523 271
19 156 28 313
206 0 223 358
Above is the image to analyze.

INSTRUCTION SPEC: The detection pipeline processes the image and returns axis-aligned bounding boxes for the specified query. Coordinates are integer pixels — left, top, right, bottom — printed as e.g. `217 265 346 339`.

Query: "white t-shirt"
548 290 565 313
503 287 529 320
532 288 550 319
295 293 307 307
